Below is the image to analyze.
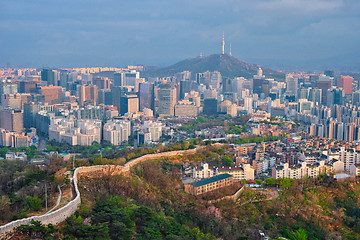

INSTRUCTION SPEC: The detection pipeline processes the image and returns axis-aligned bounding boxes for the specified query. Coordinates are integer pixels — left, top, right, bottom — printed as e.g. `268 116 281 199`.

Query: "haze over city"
2 1 360 239
1 0 360 70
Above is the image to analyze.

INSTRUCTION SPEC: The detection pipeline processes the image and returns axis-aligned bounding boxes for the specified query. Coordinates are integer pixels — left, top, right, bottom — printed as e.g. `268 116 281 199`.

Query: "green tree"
25 196 42 211
265 178 276 186
291 228 308 240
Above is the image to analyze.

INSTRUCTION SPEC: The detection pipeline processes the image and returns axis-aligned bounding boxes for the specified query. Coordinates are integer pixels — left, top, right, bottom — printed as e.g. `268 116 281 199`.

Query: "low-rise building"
350 164 360 176
184 173 234 195
218 164 254 181
193 163 217 179
5 152 27 161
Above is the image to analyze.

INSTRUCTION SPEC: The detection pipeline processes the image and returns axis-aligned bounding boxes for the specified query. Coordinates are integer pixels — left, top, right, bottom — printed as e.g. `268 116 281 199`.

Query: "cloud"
0 0 359 69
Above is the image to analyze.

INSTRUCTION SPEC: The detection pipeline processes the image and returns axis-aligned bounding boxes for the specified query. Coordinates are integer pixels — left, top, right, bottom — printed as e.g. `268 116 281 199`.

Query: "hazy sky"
1 0 360 69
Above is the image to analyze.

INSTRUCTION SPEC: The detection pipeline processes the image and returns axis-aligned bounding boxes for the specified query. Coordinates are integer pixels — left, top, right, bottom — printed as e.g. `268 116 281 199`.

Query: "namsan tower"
229 43 232 56
222 32 225 54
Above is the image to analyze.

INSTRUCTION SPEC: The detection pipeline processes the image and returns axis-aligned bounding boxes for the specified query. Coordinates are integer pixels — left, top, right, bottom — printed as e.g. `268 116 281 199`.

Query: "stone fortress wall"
0 145 214 237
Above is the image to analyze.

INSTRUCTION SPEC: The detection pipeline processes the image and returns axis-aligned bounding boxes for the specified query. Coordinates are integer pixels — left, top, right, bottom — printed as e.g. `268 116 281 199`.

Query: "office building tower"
0 80 18 104
18 81 37 94
98 89 112 105
308 88 322 105
352 91 360 106
297 88 309 100
120 94 139 115
41 69 57 86
0 109 23 132
203 98 218 115
210 71 222 89
157 84 177 116
40 86 62 104
23 103 40 128
222 78 233 93
327 87 344 107
286 74 298 97
180 80 192 99
114 72 124 86
139 82 155 111
316 78 332 104
324 70 335 78
337 75 353 95
244 96 253 114
93 77 110 90
111 86 130 112
78 85 98 106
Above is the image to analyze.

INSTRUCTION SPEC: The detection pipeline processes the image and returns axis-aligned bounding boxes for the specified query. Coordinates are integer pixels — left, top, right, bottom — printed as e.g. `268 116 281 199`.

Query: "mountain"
143 54 285 79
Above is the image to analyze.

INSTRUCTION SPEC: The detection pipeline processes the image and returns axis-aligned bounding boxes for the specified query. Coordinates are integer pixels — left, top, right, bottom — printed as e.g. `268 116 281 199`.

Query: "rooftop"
191 173 232 187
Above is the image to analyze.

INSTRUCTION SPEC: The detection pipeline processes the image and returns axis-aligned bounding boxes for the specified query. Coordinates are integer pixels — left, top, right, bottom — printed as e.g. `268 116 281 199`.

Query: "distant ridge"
143 54 285 79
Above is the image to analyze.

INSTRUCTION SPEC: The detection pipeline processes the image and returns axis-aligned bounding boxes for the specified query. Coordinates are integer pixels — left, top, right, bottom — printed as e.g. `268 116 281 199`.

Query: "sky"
0 0 360 71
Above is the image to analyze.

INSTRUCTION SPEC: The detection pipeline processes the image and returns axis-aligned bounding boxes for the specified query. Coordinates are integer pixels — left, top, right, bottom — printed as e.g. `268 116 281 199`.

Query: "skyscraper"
139 82 155 111
180 80 192 99
41 69 57 86
0 80 18 104
0 109 23 132
120 94 139 115
286 74 298 97
78 85 98 106
337 75 353 95
158 84 177 116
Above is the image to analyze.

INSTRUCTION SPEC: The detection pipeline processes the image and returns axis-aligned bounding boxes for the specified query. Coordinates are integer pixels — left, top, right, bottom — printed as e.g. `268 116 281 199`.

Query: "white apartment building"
193 163 217 179
218 164 255 181
339 147 360 173
272 161 333 179
49 118 101 146
142 121 163 142
103 120 131 145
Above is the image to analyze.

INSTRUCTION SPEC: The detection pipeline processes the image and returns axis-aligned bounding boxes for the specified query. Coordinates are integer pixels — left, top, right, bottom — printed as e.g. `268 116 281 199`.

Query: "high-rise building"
93 77 110 90
139 82 155 111
180 80 192 99
103 120 130 145
120 94 139 115
18 81 38 94
78 85 98 106
324 70 335 78
222 78 233 93
0 80 18 104
98 89 112 105
203 98 218 115
0 109 23 132
327 87 344 107
157 84 177 116
41 69 57 86
40 86 62 104
337 75 353 95
286 74 298 97
308 88 322 105
244 96 253 114
316 78 332 104
114 70 140 87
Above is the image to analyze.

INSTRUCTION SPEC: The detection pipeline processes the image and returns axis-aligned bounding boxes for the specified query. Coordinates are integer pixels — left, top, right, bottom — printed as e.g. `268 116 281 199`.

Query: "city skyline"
1 0 360 71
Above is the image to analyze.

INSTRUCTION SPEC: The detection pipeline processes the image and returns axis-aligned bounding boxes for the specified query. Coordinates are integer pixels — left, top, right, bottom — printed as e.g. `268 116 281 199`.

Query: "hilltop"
143 54 285 79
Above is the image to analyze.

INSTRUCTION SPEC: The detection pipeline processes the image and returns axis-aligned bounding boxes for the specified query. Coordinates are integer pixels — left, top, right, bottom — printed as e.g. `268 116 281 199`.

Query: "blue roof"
191 174 232 187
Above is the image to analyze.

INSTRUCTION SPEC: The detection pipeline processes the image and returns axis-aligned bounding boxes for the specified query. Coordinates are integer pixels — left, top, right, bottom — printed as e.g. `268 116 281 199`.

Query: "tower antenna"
222 32 225 54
